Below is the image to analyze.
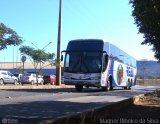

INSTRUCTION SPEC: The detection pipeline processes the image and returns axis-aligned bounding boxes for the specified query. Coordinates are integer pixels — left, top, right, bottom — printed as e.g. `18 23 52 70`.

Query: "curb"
40 95 143 124
0 85 74 90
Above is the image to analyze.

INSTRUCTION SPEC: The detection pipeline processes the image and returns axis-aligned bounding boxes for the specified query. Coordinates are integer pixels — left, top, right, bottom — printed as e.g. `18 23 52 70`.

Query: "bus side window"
102 54 108 72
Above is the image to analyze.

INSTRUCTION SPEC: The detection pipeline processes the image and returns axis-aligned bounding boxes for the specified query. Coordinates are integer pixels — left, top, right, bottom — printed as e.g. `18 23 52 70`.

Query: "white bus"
61 39 137 91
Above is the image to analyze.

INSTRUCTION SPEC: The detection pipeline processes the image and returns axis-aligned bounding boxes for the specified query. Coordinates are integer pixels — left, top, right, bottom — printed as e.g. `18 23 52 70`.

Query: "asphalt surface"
0 85 160 123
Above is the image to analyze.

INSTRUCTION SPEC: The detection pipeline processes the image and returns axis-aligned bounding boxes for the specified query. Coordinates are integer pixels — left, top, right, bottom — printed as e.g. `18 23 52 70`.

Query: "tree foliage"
19 45 55 65
129 0 160 60
0 23 23 50
19 45 55 85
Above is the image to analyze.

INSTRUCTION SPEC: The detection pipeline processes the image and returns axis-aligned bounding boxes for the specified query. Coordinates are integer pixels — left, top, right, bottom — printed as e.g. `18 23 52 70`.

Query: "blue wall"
6 69 56 75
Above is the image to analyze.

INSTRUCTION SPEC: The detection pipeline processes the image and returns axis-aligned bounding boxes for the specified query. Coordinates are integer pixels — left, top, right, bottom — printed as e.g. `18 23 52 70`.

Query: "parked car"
13 73 23 84
43 75 56 85
21 73 44 85
0 70 18 85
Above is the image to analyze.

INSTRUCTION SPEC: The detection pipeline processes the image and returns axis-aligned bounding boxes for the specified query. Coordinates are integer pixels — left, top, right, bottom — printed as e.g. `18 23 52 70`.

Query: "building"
0 62 56 75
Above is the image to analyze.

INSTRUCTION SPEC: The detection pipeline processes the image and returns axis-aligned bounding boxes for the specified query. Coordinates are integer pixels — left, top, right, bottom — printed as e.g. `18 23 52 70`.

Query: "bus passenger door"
101 54 108 87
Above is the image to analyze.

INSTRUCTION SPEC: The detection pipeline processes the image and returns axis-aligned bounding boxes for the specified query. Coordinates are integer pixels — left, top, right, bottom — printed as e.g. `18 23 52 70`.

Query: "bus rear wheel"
75 85 83 92
124 79 131 90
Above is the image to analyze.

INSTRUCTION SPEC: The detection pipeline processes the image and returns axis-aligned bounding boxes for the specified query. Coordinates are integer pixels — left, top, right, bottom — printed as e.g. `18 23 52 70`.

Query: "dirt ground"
136 79 160 86
111 90 160 121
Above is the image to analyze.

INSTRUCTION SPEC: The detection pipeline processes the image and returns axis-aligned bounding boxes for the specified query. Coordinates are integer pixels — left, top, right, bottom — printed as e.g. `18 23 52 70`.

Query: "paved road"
0 85 160 119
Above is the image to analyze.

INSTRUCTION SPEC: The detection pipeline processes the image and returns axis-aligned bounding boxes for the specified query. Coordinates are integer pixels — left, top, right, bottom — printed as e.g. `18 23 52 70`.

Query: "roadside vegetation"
130 0 160 61
19 45 55 85
109 90 160 119
0 22 57 86
0 23 23 50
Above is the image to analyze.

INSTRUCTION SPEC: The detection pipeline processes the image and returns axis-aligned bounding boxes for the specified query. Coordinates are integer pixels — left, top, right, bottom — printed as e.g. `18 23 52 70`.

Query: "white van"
0 70 19 85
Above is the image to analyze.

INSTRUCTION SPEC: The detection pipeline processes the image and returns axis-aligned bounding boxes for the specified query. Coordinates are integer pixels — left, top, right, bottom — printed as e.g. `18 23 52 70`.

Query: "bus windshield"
64 52 103 73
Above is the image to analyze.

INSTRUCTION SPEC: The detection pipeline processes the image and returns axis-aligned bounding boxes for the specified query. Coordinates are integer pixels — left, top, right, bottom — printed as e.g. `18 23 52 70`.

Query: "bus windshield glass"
64 52 103 73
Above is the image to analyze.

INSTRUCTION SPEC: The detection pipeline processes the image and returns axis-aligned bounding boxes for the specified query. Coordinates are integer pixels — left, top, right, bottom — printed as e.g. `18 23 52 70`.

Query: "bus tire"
101 86 107 91
75 85 83 92
129 79 133 90
109 77 113 90
102 78 113 91
124 79 131 90
106 80 111 91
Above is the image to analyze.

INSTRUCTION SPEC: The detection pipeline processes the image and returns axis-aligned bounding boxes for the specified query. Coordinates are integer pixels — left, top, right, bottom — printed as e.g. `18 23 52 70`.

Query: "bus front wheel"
102 79 113 91
109 78 113 90
75 85 83 92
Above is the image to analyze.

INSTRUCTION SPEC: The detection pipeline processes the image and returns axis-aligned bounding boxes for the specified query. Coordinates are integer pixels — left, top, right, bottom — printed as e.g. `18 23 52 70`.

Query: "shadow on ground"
0 100 112 124
0 99 159 124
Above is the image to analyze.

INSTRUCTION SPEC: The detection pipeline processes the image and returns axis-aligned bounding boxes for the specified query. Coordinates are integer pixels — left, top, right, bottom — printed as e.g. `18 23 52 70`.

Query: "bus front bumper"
64 79 101 87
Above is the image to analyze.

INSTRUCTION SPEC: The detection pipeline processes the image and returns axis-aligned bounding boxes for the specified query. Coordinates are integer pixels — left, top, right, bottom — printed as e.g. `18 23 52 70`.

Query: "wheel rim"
41 81 44 85
0 79 3 85
31 81 34 85
14 80 18 85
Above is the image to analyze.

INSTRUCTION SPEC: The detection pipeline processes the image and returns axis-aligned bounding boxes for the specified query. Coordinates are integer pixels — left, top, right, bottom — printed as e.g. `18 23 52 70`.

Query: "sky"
0 0 157 63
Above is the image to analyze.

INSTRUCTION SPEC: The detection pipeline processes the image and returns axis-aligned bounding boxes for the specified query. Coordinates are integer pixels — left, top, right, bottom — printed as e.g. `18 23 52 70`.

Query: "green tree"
19 45 55 85
0 23 23 50
129 0 160 60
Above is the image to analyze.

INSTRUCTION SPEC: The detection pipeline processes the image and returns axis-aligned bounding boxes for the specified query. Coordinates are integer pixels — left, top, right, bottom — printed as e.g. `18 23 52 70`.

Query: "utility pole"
56 0 62 85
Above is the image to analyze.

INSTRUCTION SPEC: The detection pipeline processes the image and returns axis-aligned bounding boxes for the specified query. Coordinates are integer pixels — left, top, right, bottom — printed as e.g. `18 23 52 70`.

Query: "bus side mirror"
61 50 66 61
61 55 63 61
